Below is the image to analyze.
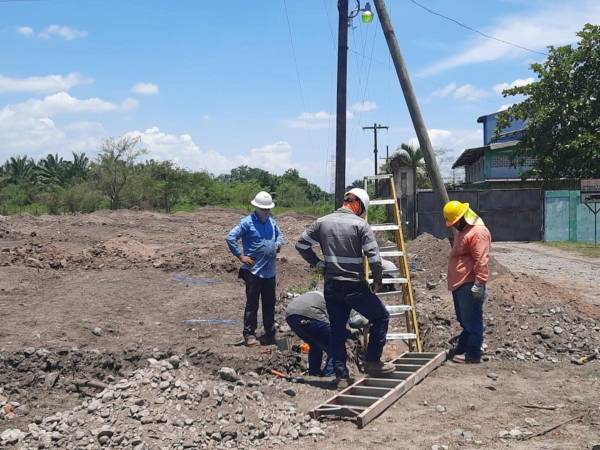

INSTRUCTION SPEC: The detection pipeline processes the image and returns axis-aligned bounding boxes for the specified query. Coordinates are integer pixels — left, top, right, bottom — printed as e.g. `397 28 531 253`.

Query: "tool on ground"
363 173 422 352
270 369 305 384
309 174 444 427
573 351 598 365
310 351 445 427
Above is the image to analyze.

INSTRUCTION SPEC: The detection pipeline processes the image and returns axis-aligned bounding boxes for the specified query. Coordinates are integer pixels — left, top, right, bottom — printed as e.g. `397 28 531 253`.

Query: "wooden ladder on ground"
309 174 445 428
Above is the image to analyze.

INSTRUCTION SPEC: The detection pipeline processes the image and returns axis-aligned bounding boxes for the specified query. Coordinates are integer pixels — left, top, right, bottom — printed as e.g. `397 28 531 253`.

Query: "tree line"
0 136 333 216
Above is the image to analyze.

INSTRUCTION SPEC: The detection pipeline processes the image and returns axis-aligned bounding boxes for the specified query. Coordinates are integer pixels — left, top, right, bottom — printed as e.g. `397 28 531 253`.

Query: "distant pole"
363 123 388 176
335 0 349 208
373 0 449 208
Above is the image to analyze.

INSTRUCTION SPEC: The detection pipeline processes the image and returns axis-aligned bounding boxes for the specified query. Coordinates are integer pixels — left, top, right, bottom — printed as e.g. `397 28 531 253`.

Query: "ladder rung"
350 386 392 397
371 224 400 231
364 174 393 181
386 305 412 317
336 395 379 407
380 250 403 257
369 277 408 285
369 199 396 205
386 333 417 341
377 290 404 297
360 378 403 388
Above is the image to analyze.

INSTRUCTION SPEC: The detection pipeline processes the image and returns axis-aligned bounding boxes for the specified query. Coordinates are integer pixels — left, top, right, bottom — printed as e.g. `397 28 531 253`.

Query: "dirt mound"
409 233 598 363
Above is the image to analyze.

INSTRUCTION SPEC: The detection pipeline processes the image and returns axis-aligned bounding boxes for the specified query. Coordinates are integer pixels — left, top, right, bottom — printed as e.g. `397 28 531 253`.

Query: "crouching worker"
285 291 369 377
226 191 284 347
295 188 394 388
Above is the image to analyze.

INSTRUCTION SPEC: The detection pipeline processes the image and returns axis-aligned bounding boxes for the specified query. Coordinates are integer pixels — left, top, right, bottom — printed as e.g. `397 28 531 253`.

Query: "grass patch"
543 241 600 258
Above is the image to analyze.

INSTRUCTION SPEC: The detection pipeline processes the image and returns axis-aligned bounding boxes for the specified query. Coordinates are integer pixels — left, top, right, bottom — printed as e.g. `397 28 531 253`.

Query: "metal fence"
417 188 544 241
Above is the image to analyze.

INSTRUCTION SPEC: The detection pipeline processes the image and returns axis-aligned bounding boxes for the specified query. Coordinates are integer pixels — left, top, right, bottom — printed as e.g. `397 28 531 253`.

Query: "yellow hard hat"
443 200 469 227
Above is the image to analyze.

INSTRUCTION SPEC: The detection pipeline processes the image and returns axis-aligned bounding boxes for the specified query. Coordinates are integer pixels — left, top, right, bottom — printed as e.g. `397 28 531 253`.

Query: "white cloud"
350 100 377 112
419 0 600 76
430 82 488 101
13 92 122 116
17 26 33 37
286 110 355 129
39 25 88 40
493 77 535 94
0 72 93 94
127 127 296 176
131 82 159 96
407 128 483 178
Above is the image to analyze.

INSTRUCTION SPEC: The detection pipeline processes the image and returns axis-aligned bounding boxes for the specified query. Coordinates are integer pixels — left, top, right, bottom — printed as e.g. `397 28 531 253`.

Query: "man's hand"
371 275 383 293
315 260 326 274
239 255 255 266
471 283 485 301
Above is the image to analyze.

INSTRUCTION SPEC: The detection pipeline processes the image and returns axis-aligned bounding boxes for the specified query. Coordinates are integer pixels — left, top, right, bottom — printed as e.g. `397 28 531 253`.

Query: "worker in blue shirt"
226 191 284 346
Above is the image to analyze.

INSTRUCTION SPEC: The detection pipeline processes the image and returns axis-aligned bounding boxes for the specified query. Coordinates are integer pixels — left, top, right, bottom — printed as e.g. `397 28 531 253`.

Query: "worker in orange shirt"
443 201 491 364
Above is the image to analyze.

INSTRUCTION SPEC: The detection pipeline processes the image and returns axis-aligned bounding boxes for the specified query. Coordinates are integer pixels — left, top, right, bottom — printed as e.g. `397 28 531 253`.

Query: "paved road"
493 242 599 307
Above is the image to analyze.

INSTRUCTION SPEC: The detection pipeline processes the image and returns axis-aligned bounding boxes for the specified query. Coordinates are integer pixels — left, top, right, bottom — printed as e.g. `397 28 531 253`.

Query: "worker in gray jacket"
285 291 369 378
295 188 394 386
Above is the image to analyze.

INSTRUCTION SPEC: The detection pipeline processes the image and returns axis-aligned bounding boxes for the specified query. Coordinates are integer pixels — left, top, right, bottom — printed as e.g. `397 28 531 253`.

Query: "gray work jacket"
295 207 382 282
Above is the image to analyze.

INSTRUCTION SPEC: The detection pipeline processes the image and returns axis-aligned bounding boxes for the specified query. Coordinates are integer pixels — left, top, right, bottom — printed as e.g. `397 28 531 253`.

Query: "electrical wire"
407 0 548 57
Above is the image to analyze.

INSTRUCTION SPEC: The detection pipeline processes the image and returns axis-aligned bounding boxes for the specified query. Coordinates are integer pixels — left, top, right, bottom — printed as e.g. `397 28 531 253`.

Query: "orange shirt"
447 223 492 291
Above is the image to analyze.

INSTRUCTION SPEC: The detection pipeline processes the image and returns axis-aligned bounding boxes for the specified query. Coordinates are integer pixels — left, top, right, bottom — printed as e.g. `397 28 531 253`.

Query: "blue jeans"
286 314 334 376
452 282 484 360
324 280 390 378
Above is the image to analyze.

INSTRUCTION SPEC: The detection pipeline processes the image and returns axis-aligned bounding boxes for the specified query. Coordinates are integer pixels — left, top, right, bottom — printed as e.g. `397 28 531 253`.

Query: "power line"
407 0 548 57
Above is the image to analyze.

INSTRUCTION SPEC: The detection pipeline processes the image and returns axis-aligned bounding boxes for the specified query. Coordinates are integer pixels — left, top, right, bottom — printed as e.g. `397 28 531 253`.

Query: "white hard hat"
251 191 275 209
344 188 370 216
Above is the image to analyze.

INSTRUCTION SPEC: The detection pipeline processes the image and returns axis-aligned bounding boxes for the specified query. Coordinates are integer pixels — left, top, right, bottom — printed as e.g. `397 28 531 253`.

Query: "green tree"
3 156 35 184
496 23 600 179
91 136 145 209
275 180 309 208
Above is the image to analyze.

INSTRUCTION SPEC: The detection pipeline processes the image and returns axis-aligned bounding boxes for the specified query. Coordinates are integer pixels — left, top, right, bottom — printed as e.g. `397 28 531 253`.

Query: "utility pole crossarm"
363 123 389 176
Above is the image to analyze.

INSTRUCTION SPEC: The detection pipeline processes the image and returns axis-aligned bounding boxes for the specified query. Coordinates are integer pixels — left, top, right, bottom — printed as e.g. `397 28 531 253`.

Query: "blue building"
452 112 535 186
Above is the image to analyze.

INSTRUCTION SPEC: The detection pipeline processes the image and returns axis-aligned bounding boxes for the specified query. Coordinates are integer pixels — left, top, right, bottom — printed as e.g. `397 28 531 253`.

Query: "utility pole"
335 0 349 208
373 0 449 209
363 123 388 176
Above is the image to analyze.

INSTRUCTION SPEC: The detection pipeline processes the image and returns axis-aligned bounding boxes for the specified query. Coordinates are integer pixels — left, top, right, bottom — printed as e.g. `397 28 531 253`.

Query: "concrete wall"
544 191 598 242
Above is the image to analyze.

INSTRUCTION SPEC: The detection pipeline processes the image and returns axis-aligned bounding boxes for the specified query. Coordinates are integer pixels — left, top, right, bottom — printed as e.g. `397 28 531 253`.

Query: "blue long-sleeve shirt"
226 213 284 278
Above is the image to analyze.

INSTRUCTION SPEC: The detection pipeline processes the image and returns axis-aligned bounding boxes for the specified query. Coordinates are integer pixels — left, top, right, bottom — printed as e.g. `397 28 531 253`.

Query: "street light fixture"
348 1 374 26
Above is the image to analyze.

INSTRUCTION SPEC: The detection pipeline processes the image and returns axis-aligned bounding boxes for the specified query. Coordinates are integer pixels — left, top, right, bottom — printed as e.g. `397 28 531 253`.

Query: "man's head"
251 191 275 221
343 188 370 218
443 200 479 231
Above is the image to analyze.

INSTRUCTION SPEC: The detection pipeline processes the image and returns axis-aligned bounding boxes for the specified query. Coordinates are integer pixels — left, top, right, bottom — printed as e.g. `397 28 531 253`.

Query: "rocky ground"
0 209 598 449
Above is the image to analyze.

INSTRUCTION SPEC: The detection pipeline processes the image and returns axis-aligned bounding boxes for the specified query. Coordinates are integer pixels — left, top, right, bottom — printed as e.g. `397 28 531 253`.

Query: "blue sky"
1 0 598 189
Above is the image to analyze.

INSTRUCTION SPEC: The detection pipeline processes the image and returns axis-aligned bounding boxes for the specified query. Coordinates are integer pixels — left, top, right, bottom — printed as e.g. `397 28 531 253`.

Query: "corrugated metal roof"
452 145 488 169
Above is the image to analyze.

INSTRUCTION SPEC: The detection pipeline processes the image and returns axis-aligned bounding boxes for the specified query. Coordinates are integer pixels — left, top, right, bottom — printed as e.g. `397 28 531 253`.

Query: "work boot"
465 355 481 364
333 377 355 390
364 360 396 376
447 346 465 361
244 335 259 347
261 334 276 346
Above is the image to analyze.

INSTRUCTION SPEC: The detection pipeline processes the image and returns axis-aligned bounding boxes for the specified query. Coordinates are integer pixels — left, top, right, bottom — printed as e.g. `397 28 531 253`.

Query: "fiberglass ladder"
363 173 421 351
309 173 445 428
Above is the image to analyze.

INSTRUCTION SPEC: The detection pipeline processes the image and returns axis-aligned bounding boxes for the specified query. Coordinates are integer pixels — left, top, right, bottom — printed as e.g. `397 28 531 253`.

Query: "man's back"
295 207 382 282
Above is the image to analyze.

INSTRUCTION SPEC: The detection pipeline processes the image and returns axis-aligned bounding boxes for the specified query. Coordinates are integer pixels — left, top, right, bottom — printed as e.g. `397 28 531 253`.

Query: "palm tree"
4 156 35 184
68 152 90 182
393 143 424 238
37 153 68 186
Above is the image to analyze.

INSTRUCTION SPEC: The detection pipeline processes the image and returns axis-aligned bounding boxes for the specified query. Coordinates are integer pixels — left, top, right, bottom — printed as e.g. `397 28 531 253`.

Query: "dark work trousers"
452 282 484 360
239 269 276 338
286 314 334 377
324 279 390 378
